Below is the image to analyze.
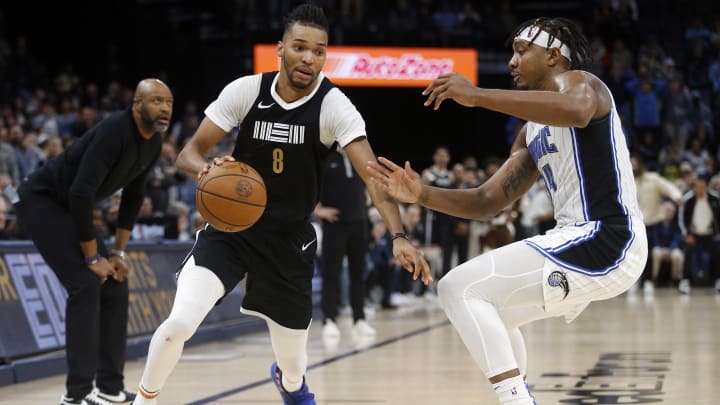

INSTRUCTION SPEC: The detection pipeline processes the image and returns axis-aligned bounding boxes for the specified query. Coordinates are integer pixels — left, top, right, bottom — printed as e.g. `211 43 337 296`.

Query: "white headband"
515 25 572 62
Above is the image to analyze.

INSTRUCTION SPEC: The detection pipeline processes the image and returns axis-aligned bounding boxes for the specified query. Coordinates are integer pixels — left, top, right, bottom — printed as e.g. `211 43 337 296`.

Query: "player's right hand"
198 155 236 180
88 257 116 284
367 157 423 203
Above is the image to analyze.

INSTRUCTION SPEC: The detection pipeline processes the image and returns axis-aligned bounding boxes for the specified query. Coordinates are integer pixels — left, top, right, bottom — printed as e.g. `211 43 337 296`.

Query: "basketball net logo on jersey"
547 271 570 300
252 121 306 144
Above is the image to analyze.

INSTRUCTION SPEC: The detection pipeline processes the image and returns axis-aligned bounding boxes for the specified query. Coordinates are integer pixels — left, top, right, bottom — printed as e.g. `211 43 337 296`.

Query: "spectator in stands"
0 196 15 239
13 127 43 179
662 75 692 148
57 98 78 139
13 78 172 405
146 141 178 215
678 176 720 294
168 200 191 241
610 39 634 76
400 203 441 299
368 218 399 310
625 65 667 143
658 137 684 182
650 202 684 290
684 137 712 178
42 135 64 162
72 106 99 138
631 155 683 295
685 38 712 98
687 90 715 146
422 146 456 276
0 124 18 184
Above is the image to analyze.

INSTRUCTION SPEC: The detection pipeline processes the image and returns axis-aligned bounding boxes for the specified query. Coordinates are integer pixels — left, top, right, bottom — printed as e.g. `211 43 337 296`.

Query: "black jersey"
232 72 335 229
25 108 161 241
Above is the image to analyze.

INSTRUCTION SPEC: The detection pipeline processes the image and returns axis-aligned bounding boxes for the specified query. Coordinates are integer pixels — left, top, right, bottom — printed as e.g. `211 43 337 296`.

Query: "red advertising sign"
254 45 477 87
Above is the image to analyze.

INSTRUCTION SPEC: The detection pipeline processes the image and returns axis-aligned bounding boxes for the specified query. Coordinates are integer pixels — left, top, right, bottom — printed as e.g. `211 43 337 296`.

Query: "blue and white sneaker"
270 362 316 405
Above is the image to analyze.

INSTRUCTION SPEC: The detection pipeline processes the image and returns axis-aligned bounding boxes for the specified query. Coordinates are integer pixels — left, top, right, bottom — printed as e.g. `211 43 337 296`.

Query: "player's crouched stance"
368 16 647 404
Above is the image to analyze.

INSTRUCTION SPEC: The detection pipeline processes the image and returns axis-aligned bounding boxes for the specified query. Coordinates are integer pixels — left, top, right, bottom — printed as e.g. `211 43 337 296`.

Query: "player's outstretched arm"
368 130 538 220
423 71 598 128
344 138 432 284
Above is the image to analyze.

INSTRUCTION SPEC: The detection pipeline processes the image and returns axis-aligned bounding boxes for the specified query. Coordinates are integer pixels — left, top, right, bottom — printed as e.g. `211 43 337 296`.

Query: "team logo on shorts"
548 271 569 300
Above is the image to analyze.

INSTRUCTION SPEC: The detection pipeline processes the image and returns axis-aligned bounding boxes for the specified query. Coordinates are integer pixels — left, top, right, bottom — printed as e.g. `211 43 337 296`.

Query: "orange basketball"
195 161 266 232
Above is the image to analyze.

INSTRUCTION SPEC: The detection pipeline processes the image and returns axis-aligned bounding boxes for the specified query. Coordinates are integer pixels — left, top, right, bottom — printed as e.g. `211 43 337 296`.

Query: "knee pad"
159 315 201 342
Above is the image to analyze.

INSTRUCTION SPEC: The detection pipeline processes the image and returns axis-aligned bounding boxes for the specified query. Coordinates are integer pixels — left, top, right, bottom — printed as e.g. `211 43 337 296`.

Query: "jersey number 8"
272 148 284 173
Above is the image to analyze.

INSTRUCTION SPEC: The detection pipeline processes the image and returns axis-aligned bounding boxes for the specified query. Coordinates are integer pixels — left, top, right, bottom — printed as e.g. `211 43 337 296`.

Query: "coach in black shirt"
14 78 172 405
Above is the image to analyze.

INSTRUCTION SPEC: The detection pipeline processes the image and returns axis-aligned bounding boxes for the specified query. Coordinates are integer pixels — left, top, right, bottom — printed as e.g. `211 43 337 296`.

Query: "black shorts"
182 222 317 330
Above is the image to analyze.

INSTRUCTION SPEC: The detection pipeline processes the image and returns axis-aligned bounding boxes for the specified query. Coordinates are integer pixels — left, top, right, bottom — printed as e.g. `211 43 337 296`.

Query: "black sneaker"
88 388 136 404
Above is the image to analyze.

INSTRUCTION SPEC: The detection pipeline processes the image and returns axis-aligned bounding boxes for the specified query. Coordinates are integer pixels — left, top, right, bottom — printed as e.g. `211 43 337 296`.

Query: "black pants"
15 185 128 398
321 220 368 323
641 224 656 284
682 234 720 282
432 211 455 277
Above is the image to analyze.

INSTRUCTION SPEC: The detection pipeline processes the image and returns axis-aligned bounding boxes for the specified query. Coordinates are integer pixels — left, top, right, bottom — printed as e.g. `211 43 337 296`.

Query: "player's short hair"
507 17 591 70
283 3 329 34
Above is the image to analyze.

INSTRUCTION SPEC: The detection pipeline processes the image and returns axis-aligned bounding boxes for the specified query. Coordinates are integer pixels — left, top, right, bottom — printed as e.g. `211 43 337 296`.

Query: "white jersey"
205 72 366 149
524 103 641 227
522 82 647 317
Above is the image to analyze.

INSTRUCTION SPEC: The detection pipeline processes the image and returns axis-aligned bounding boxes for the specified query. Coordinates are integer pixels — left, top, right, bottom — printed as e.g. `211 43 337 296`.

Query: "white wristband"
110 249 126 259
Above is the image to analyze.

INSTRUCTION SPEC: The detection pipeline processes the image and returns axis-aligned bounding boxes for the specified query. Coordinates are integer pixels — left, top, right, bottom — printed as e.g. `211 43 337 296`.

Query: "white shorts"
525 216 647 320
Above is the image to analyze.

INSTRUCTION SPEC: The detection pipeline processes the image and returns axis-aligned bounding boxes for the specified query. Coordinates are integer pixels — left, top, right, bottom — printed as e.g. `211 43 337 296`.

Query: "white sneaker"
626 282 639 295
643 280 654 296
678 279 690 295
322 319 340 338
89 388 136 404
352 320 376 337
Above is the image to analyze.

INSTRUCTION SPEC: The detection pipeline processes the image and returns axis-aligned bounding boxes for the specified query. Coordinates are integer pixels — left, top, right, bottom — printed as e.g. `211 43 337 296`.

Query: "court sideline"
1 289 717 404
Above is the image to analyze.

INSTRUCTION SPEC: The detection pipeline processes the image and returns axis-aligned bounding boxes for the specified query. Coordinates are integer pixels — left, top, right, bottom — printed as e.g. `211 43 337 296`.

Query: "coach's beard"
151 120 170 134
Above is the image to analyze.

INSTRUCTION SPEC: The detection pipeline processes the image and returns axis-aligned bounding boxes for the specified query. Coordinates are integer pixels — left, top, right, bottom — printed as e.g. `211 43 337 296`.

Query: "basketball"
195 161 266 232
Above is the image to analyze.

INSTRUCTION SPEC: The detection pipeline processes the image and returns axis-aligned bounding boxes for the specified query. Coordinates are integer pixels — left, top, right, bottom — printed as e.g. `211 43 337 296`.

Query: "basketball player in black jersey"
132 4 430 405
15 79 172 405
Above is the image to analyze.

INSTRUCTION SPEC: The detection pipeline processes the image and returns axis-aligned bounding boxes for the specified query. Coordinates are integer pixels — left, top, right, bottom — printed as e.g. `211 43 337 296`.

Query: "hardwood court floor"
2 288 719 404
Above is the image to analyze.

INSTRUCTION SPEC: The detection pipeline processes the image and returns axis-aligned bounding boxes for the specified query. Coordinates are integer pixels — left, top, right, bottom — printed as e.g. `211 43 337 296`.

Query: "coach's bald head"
132 78 173 138
134 78 171 101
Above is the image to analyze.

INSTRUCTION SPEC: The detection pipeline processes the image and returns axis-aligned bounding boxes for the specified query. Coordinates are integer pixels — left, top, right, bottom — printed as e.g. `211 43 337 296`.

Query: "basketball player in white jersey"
368 17 647 404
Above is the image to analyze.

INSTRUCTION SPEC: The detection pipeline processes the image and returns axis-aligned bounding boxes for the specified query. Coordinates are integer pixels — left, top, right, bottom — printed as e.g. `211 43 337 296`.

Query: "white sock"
282 374 303 392
493 375 535 404
266 315 310 393
133 385 159 405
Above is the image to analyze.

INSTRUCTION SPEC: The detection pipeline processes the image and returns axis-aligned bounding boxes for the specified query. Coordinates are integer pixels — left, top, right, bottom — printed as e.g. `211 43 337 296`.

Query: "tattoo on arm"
501 156 536 200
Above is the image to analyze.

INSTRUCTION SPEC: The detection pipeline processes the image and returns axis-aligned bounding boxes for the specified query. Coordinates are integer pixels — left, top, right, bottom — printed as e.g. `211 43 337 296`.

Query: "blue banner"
0 241 246 362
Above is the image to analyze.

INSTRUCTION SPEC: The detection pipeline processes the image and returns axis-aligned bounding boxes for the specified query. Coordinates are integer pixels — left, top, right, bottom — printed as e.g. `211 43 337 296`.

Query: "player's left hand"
422 73 478 110
392 238 432 285
109 255 131 282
